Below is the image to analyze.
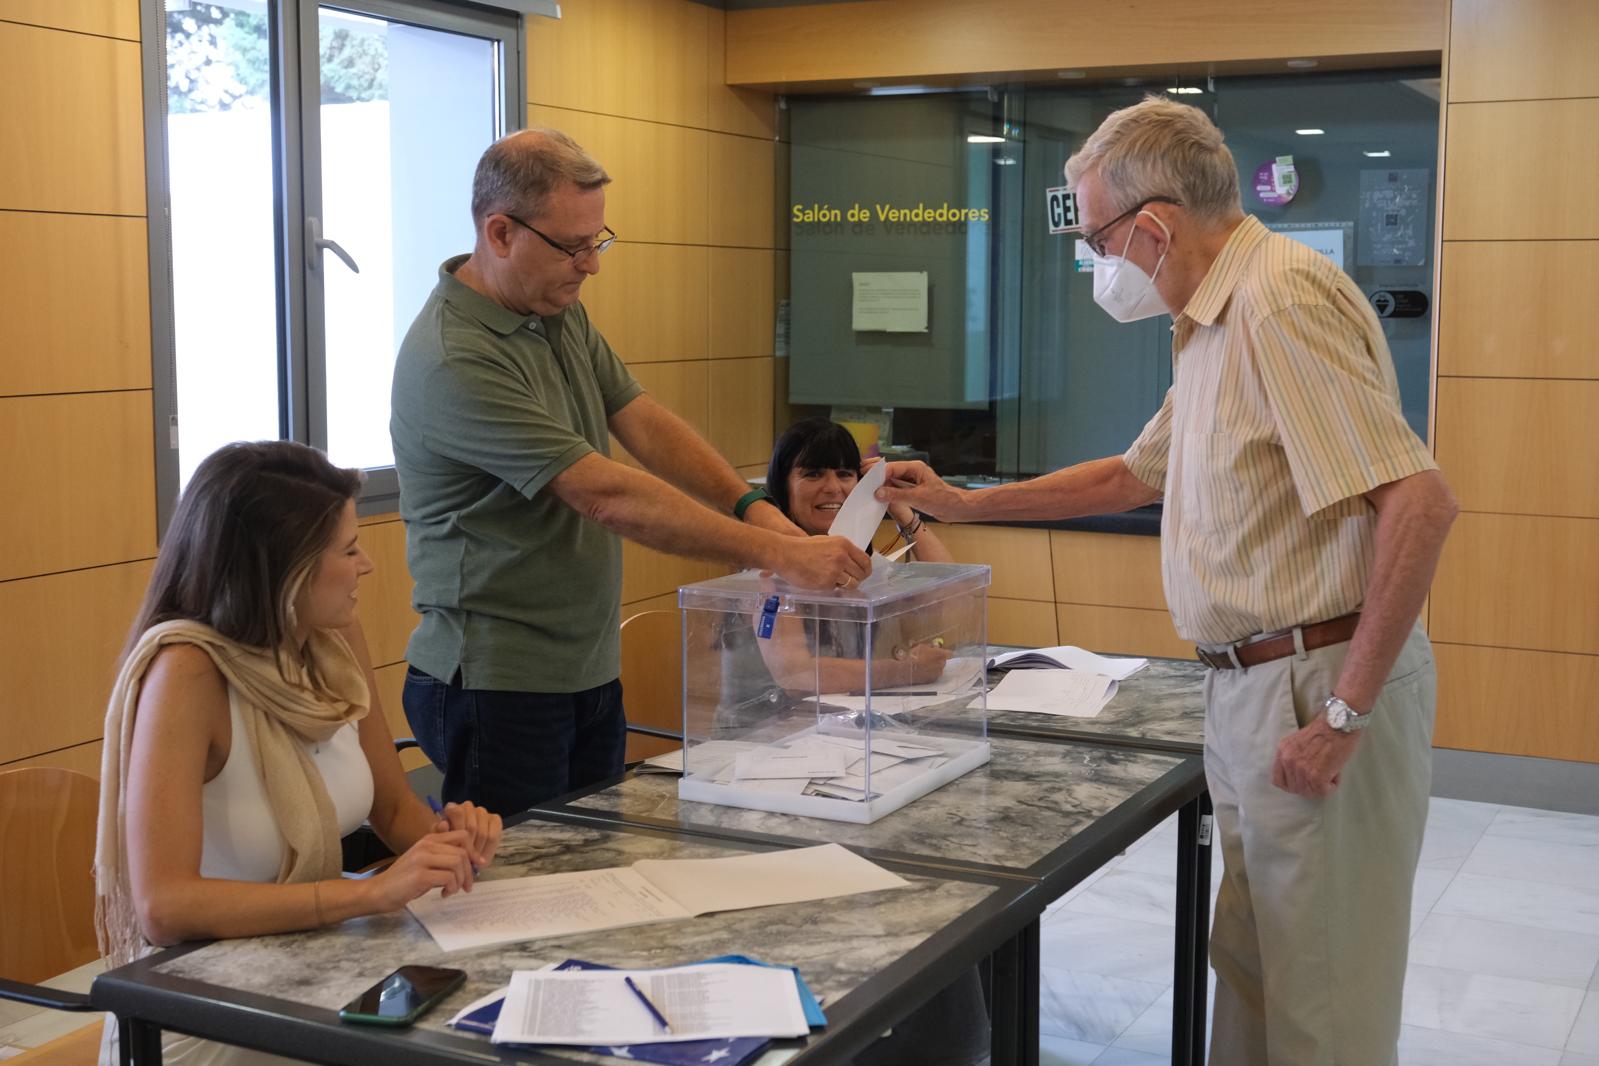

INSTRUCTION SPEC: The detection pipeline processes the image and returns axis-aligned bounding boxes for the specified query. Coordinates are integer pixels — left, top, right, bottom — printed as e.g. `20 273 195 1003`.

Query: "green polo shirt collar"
437 254 560 340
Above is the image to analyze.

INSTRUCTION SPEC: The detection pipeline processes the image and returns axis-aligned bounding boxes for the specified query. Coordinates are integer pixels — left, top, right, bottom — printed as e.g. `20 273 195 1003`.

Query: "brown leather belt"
1195 612 1361 671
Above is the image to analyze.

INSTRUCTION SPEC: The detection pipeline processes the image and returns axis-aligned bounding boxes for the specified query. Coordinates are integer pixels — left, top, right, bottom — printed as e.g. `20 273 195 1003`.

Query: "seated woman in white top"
94 441 502 1064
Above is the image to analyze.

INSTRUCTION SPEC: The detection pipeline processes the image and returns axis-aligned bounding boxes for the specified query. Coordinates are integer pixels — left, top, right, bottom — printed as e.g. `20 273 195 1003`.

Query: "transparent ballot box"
678 562 991 824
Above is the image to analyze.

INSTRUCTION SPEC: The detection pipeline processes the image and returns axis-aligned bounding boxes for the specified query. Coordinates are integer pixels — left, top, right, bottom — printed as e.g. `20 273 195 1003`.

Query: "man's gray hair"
470 127 611 226
1065 96 1241 224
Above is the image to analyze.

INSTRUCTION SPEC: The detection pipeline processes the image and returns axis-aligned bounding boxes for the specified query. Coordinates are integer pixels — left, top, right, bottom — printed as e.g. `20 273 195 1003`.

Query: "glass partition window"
785 70 1440 480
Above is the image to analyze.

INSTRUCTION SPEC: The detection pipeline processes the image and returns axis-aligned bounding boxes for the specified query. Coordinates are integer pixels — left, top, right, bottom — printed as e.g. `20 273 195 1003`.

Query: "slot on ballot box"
677 562 992 823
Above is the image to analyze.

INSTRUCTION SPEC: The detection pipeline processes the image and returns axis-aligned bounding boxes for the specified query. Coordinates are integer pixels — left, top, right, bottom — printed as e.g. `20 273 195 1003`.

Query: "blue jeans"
401 666 628 815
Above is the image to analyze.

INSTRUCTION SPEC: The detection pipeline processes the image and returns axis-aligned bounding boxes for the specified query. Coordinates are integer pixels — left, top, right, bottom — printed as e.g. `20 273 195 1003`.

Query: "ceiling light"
1363 149 1392 158
1295 128 1325 135
967 134 1005 144
1286 59 1318 69
994 158 1017 165
1165 86 1203 95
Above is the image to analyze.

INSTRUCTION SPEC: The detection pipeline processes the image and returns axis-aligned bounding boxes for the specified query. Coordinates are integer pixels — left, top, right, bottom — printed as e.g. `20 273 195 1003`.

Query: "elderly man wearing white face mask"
878 96 1459 1066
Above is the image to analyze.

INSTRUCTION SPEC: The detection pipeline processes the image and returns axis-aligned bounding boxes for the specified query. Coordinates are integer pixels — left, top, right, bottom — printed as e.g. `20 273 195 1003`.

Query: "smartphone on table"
337 965 466 1027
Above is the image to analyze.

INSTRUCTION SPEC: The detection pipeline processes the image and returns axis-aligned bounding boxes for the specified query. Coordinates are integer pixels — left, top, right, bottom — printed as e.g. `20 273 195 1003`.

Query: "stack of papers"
450 956 823 1063
986 645 1147 679
983 669 1118 719
715 733 951 801
407 843 908 952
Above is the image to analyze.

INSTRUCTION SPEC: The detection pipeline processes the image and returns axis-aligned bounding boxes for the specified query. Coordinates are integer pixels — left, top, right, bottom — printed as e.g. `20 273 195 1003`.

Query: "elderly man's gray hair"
470 127 611 227
1065 96 1241 224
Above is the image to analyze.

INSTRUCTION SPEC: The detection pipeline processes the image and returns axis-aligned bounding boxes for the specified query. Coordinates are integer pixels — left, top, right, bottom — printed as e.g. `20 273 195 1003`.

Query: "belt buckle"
1195 647 1226 670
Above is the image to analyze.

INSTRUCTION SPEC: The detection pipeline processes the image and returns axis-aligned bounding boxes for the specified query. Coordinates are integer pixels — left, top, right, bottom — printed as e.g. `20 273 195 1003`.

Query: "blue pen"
427 795 479 876
623 976 672 1033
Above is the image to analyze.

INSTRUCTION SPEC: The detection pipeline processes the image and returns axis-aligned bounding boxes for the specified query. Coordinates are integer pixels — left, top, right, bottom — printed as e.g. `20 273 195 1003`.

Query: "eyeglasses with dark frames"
503 214 618 263
1079 195 1183 257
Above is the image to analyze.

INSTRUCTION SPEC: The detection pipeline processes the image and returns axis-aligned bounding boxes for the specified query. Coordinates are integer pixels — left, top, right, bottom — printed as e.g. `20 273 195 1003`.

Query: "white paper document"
492 964 810 1046
408 843 908 951
851 271 929 333
734 748 847 781
828 459 888 552
987 645 1147 681
984 669 1117 719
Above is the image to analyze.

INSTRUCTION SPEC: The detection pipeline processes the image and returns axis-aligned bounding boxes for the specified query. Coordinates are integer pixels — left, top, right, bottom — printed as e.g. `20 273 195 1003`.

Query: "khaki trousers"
1203 622 1435 1066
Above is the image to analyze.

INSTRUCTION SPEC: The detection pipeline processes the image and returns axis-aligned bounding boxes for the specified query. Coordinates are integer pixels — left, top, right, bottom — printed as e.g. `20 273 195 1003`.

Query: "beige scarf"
94 619 370 965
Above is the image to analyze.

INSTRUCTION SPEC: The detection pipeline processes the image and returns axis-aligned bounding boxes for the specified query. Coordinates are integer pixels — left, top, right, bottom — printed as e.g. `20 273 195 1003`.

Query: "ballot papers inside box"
677 562 991 823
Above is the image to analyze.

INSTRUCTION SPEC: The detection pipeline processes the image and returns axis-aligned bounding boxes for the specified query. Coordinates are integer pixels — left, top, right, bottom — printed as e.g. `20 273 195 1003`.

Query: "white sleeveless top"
198 688 374 882
98 692 377 1066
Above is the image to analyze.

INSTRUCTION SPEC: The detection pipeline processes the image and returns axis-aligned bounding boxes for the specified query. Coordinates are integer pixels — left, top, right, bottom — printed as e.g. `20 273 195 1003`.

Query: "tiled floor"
1040 798 1599 1065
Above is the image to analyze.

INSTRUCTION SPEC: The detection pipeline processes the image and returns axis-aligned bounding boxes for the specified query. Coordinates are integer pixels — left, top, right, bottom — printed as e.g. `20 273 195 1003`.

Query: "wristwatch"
1322 694 1372 733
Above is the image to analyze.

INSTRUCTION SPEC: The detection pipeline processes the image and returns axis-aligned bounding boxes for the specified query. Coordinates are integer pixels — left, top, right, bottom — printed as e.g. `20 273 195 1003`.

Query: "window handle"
306 215 361 274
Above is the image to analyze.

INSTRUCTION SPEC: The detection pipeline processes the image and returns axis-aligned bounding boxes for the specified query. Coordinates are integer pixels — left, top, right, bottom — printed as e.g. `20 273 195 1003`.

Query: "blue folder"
449 955 825 1066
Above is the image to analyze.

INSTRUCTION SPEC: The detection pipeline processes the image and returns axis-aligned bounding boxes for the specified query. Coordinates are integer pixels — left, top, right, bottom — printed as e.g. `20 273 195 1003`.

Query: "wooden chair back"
620 610 684 762
0 768 100 984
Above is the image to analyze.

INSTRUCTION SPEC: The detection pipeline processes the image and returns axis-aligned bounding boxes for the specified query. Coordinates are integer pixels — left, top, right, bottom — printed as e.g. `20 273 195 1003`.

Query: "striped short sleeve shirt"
1122 215 1436 645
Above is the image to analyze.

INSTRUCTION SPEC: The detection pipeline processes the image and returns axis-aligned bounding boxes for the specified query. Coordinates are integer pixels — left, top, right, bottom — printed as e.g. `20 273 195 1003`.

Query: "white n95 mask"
1092 211 1171 323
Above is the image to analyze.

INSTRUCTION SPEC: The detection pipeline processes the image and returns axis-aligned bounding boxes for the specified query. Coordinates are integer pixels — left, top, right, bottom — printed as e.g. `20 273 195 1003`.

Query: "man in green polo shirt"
390 128 869 814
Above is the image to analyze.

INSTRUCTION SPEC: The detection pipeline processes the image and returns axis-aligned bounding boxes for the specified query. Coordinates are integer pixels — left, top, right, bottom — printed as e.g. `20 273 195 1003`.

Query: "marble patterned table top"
985 656 1207 752
563 736 1194 878
145 819 1006 1064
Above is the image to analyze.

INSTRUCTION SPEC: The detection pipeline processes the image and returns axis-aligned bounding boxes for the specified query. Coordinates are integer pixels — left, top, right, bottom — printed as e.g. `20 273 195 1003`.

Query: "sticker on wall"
1253 155 1298 206
1358 169 1430 267
1046 186 1079 234
1074 240 1095 273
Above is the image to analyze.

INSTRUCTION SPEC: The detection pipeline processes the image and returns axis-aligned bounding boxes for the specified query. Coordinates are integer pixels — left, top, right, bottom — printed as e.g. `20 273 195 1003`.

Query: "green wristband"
734 487 773 521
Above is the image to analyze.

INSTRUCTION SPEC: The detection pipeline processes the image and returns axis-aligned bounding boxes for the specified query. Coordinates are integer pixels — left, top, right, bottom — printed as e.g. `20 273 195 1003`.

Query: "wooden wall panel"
357 520 417 668
582 243 709 364
1436 379 1599 519
1056 603 1193 661
4 741 105 779
707 357 775 467
627 361 711 448
1443 99 1599 241
929 524 1055 603
2 0 141 40
1436 241 1599 379
0 392 155 581
1431 513 1599 656
0 561 152 764
1433 642 1599 763
372 662 432 771
622 539 721 604
528 105 710 246
988 598 1058 648
725 0 1444 88
0 213 151 396
1051 531 1166 611
0 22 143 215
707 133 781 249
708 248 778 359
705 7 779 140
1446 0 1599 103
527 0 709 129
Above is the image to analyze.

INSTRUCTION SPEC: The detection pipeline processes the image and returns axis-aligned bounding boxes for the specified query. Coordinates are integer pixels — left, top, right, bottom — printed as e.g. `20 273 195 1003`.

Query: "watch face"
1325 699 1350 730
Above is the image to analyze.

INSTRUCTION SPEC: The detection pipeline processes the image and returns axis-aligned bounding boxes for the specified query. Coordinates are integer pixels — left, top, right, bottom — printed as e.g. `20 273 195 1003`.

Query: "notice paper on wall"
851 271 928 332
407 843 909 952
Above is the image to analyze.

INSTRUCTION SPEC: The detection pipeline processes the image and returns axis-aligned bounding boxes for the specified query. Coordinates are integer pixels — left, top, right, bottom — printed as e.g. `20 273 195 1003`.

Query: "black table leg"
120 1015 163 1065
988 919 1040 1066
1172 792 1214 1066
